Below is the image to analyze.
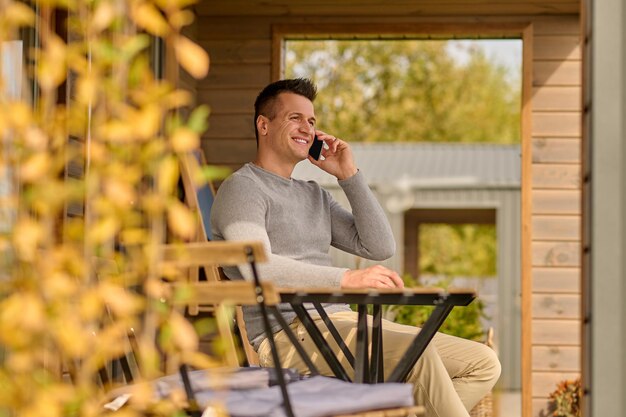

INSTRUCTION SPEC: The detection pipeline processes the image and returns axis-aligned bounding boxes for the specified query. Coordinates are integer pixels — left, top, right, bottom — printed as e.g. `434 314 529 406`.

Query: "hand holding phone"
308 135 324 160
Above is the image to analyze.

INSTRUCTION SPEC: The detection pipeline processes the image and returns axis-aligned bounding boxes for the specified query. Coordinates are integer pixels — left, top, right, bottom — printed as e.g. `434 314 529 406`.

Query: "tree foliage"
419 224 497 277
286 40 520 144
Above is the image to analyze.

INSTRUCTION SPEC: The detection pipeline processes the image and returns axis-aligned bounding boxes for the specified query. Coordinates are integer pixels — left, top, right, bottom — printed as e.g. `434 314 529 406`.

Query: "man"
211 78 500 417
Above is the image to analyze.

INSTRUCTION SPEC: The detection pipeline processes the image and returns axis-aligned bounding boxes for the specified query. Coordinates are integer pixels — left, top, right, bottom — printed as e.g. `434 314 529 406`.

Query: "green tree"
419 224 497 277
286 40 520 144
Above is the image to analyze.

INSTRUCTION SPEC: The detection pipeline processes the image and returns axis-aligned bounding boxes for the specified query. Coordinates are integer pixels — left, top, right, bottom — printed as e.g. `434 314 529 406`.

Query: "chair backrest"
178 151 260 365
180 150 215 242
179 151 222 291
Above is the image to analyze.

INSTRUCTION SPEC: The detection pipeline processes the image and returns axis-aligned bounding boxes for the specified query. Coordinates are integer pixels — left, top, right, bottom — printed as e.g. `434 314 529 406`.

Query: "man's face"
262 92 316 164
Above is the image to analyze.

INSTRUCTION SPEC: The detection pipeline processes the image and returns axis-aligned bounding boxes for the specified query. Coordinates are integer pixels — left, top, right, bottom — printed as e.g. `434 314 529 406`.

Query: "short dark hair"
253 78 317 143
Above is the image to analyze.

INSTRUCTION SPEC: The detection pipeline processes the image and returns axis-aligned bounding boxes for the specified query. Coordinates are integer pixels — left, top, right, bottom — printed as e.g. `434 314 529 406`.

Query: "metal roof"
292 142 521 189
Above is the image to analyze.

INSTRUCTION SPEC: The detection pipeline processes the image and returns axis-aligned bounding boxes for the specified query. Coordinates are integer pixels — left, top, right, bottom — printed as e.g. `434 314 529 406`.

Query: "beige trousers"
257 311 501 417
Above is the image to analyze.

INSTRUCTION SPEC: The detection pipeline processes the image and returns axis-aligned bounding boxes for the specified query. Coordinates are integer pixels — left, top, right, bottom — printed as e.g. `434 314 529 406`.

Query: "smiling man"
210 78 500 417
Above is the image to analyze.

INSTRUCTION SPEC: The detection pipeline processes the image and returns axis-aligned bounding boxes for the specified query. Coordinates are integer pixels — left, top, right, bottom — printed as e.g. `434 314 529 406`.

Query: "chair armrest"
159 240 267 267
171 281 280 306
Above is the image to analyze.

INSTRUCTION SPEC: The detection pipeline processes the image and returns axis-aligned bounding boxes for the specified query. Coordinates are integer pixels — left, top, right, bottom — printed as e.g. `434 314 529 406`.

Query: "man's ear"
256 115 269 136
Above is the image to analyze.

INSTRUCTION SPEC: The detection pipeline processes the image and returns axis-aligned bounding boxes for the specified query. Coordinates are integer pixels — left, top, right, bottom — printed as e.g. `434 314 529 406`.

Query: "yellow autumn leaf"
42 272 78 298
22 392 63 417
170 127 199 153
104 178 136 206
4 1 35 27
99 120 134 143
174 35 209 79
76 73 98 105
144 277 171 300
79 290 104 321
157 155 179 195
131 1 170 37
120 228 148 245
88 140 108 163
134 104 161 140
91 0 116 33
12 218 43 261
37 36 67 91
167 200 196 239
23 127 48 150
54 319 90 357
129 381 156 409
19 153 50 182
100 283 144 317
169 310 198 352
168 9 194 30
1 292 45 333
142 192 165 214
184 351 220 370
8 101 32 129
5 351 35 373
165 89 192 109
87 217 120 244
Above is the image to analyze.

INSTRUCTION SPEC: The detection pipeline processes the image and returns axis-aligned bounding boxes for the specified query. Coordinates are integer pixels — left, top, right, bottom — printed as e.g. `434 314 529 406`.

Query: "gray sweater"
210 163 396 349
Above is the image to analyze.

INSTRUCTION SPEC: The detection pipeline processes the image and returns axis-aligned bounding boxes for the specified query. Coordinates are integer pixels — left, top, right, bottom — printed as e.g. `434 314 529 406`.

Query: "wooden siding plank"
532 16 580 35
205 64 270 89
532 190 581 215
532 319 581 345
532 346 581 371
533 35 581 60
532 138 581 163
532 294 581 319
532 112 581 137
195 18 272 40
533 60 581 86
198 15 579 33
532 164 581 189
201 138 257 164
531 371 581 398
520 24 534 417
201 40 271 64
197 88 259 114
532 399 552 417
532 267 581 293
532 242 581 267
197 1 580 17
532 215 580 241
204 114 255 139
532 86 581 111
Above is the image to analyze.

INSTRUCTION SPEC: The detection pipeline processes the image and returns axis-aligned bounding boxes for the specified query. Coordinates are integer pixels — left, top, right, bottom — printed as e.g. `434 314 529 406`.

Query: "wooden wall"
529 14 581 417
193 3 582 417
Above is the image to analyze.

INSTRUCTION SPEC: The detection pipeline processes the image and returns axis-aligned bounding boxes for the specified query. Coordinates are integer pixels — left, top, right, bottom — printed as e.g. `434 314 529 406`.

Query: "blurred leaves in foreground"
0 0 221 416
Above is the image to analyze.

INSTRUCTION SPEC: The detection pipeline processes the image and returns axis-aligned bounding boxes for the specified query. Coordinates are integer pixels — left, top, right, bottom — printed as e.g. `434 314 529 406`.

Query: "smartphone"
308 135 324 160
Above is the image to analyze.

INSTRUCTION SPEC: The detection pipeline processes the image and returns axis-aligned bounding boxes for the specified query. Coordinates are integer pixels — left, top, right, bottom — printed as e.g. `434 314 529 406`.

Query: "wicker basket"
469 328 495 417
469 391 494 417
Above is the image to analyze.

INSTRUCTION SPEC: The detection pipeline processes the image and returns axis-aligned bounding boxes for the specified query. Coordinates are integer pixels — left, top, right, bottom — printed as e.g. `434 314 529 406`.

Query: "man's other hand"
341 265 405 289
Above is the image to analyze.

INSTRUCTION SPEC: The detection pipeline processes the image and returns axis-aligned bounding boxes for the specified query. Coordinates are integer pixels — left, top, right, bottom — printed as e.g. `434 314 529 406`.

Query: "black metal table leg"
268 305 320 376
388 303 454 383
313 301 355 368
291 303 351 381
354 305 369 383
370 304 384 383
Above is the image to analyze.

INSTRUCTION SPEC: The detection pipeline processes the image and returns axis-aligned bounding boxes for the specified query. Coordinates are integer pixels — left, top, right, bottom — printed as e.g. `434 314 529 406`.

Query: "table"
270 287 476 384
